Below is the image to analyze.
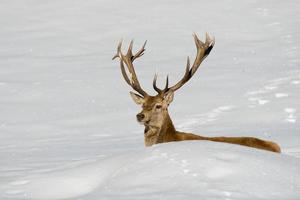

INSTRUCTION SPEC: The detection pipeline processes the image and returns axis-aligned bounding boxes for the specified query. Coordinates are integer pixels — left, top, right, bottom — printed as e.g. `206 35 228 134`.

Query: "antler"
153 33 215 95
112 40 148 97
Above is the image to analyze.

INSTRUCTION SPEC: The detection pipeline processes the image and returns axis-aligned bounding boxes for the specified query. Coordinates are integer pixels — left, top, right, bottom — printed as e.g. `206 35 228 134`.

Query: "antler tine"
164 75 169 91
112 40 123 60
132 40 147 61
166 33 215 93
153 73 162 94
127 40 134 57
113 40 149 97
153 74 170 95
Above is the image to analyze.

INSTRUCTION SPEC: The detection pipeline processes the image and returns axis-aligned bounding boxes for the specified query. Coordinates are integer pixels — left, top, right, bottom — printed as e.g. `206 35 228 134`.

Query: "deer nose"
136 113 145 121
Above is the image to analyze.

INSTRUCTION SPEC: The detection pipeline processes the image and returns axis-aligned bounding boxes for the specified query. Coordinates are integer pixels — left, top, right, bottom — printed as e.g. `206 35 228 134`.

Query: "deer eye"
155 105 162 109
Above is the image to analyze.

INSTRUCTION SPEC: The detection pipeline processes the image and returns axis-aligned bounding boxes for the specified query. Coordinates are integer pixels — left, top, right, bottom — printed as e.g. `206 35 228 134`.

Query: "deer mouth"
137 118 150 125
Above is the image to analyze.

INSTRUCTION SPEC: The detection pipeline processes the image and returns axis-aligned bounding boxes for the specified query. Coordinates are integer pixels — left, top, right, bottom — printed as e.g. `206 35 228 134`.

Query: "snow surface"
0 0 299 199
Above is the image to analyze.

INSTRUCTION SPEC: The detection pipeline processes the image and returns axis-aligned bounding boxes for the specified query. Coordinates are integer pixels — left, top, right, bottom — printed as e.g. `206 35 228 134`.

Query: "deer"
112 33 281 153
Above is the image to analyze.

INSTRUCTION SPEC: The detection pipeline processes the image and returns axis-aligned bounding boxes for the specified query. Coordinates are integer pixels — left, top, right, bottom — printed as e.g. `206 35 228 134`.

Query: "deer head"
129 91 174 129
112 33 215 130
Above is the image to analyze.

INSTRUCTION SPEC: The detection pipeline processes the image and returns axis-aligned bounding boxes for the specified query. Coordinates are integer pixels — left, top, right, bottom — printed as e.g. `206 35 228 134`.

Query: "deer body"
113 33 281 153
139 96 280 152
144 112 281 153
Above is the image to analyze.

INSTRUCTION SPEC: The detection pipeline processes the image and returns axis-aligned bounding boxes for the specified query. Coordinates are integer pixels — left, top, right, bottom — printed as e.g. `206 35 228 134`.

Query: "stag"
112 33 281 153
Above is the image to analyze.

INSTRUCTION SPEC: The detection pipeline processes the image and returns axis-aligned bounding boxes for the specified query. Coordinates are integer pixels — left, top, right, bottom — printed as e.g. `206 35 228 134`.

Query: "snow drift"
2 142 300 200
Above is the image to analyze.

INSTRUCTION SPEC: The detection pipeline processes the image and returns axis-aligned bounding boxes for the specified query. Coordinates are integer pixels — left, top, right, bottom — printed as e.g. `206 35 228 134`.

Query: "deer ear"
130 92 144 105
164 91 174 105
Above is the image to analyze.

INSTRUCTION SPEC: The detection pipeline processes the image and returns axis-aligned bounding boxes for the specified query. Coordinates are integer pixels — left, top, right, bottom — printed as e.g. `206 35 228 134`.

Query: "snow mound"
2 142 300 200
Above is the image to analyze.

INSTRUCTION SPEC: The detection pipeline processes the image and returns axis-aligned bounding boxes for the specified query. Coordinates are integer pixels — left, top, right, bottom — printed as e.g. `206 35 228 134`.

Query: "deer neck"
144 112 176 146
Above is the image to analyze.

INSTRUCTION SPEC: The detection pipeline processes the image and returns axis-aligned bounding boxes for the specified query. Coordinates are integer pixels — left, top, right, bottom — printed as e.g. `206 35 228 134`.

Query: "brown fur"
142 108 281 153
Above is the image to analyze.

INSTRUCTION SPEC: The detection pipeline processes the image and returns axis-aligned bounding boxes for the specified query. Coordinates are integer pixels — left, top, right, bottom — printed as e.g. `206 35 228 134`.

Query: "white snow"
2 143 300 200
0 0 300 199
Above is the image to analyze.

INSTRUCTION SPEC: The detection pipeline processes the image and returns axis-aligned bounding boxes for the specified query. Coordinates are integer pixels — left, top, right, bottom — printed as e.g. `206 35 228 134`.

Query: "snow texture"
0 0 299 199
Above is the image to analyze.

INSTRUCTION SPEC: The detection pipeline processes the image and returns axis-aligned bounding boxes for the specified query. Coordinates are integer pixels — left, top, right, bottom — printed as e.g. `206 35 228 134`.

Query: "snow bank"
2 142 299 200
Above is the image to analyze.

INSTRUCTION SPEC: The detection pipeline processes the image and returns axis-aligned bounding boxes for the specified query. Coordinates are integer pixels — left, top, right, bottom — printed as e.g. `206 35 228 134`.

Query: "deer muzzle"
136 113 145 122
